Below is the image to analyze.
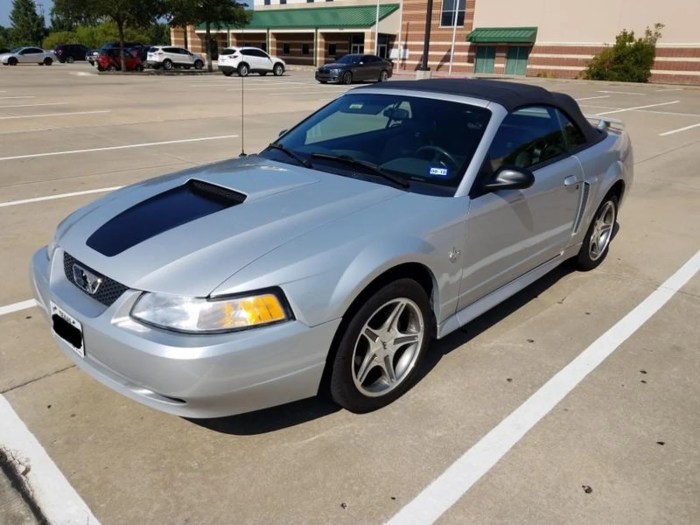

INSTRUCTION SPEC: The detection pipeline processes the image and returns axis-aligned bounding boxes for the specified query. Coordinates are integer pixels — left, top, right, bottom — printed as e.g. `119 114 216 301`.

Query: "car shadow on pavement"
189 261 577 435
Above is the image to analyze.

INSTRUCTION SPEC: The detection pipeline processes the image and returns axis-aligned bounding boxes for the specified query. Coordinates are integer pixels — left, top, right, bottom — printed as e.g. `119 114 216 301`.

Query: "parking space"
0 64 698 524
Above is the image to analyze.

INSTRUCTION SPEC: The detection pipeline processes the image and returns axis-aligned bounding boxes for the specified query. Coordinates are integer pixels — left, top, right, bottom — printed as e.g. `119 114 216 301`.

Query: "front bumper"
315 71 342 83
31 247 341 418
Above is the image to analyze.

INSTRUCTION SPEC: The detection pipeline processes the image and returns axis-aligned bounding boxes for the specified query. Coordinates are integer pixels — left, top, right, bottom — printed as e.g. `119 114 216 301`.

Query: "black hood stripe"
87 180 246 257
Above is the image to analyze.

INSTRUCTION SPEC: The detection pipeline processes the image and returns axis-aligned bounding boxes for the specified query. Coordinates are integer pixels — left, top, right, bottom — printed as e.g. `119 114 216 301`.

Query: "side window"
556 109 587 150
488 105 568 171
241 49 253 56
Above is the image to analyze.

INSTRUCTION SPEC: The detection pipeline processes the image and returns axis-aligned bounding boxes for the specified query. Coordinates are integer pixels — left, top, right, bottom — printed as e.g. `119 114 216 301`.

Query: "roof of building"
196 4 400 31
359 79 599 142
467 27 539 44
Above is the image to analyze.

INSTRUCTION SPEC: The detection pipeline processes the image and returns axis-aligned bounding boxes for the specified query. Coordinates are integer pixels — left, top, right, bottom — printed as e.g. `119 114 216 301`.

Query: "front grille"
63 252 129 307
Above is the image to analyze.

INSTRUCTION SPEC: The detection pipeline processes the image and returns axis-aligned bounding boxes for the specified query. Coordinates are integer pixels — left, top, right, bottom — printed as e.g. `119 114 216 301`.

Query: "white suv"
147 46 205 70
218 47 285 77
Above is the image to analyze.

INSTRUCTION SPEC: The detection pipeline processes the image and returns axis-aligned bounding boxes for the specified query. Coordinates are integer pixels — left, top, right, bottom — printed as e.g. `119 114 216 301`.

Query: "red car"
96 48 143 72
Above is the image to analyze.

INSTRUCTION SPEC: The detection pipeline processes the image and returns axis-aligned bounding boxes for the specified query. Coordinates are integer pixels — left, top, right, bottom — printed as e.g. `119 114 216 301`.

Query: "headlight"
130 291 290 333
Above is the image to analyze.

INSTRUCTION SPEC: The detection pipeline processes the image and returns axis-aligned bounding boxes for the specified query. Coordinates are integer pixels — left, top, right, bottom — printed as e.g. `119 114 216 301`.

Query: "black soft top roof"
361 79 599 143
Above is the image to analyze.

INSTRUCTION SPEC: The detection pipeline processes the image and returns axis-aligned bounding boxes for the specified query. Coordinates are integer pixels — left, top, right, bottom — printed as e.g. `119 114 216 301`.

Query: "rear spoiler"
587 115 625 133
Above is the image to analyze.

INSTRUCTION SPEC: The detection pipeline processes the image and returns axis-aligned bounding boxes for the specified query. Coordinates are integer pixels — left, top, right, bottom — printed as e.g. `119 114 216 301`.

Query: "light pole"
448 0 460 74
417 0 434 78
375 0 380 55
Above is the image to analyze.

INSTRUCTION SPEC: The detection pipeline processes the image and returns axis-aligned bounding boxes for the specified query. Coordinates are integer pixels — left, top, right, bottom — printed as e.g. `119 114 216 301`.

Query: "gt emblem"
448 247 461 263
72 264 102 295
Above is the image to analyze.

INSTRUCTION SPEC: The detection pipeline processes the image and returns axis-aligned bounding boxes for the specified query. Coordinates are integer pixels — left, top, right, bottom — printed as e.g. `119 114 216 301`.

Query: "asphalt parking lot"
0 62 698 525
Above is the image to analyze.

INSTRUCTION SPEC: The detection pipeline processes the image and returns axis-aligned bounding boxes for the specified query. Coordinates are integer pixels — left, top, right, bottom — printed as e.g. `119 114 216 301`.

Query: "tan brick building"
171 0 700 84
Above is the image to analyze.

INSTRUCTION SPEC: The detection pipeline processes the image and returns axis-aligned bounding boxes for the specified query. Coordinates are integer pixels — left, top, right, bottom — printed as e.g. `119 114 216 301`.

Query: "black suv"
54 44 89 63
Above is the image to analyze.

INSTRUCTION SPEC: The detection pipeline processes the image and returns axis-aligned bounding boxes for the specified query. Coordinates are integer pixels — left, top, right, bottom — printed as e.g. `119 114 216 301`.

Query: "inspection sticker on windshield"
428 167 449 177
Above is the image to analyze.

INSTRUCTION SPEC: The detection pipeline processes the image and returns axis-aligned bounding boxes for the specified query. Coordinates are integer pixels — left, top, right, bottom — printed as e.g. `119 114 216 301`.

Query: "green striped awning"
198 4 400 31
466 27 538 44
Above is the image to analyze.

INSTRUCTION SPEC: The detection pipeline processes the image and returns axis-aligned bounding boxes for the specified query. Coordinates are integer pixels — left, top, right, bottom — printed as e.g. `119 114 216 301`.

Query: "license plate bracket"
50 302 84 358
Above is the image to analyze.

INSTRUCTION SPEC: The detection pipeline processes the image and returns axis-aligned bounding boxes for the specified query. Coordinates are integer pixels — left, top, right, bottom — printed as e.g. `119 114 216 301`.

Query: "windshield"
260 93 491 196
336 55 360 64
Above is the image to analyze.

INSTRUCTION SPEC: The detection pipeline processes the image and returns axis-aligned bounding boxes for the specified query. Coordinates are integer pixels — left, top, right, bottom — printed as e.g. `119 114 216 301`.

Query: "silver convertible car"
32 80 632 418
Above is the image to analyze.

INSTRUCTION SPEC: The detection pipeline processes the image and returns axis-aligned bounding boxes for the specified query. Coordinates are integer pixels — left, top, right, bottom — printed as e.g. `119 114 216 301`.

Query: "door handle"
564 175 579 187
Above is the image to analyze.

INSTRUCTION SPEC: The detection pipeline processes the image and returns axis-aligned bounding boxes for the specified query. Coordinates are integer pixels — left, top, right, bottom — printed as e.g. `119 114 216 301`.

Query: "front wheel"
378 70 389 82
66 56 74 64
194 60 203 70
107 64 117 72
8 57 17 66
575 194 618 271
329 279 431 413
273 63 284 76
341 71 353 85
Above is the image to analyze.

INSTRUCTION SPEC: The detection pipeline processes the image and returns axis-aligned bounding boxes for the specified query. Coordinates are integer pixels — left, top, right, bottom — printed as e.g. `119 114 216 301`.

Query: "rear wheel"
378 70 388 82
135 64 144 72
43 57 53 66
238 63 249 77
342 71 352 85
575 195 618 271
273 63 284 76
162 59 173 70
107 64 117 72
329 279 431 413
66 56 75 64
194 60 204 70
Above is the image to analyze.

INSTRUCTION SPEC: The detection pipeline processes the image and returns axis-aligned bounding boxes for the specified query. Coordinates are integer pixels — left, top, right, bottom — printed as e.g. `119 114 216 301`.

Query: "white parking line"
0 96 35 100
388 250 700 525
0 395 100 525
597 90 646 96
0 187 122 209
659 122 700 136
598 100 680 115
0 299 37 316
656 88 683 92
0 110 110 121
0 102 69 109
0 135 238 162
575 95 610 101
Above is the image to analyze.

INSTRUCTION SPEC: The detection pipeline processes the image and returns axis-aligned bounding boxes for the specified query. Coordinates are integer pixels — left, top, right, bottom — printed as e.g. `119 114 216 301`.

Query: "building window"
264 0 270 4
307 0 314 3
327 44 336 57
280 0 287 4
283 43 290 55
302 44 310 55
441 0 466 27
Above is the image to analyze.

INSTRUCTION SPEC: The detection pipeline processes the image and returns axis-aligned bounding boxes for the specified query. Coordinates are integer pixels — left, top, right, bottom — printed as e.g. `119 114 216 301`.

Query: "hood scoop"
87 179 246 257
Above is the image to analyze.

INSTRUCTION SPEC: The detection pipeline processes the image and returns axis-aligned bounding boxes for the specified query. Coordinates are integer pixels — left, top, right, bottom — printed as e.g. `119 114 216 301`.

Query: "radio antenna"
239 73 247 157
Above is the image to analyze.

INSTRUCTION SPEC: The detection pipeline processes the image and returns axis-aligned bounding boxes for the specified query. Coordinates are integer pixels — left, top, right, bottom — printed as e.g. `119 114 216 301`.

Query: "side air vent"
572 182 591 235
87 180 246 257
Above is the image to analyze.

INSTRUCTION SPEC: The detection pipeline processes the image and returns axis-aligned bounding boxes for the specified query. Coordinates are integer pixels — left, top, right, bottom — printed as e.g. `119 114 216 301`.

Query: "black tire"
575 194 618 271
319 80 327 84
329 279 432 413
273 63 284 76
66 56 74 64
163 59 173 70
378 70 388 82
8 57 17 66
194 60 204 70
136 64 144 72
341 71 352 85
107 64 117 72
43 57 53 66
222 70 233 77
238 63 249 77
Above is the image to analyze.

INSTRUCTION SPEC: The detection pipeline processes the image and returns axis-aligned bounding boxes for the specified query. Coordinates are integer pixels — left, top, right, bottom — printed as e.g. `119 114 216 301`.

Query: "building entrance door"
505 46 530 75
474 46 496 74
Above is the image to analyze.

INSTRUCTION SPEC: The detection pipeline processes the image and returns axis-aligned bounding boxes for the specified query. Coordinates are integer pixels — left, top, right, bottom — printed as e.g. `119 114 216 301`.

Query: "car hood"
58 156 403 297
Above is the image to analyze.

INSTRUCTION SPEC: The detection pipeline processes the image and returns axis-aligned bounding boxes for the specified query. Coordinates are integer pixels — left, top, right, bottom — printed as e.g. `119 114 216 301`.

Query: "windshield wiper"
309 153 409 189
266 143 312 168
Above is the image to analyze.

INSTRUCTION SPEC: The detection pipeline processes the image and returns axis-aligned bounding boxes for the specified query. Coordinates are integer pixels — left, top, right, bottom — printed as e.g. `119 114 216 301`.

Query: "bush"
43 30 79 49
42 21 156 50
585 23 663 83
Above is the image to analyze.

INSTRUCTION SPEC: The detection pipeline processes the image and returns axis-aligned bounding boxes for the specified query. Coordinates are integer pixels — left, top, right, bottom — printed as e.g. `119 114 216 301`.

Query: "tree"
10 0 45 47
167 0 250 72
585 24 664 83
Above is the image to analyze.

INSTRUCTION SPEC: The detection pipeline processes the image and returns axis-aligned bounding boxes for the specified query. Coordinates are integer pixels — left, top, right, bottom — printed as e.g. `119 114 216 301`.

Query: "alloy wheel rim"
589 201 615 261
351 298 424 397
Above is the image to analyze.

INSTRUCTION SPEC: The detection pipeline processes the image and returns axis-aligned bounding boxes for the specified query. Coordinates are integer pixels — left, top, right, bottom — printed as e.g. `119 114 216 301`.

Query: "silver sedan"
1 46 55 65
32 79 633 418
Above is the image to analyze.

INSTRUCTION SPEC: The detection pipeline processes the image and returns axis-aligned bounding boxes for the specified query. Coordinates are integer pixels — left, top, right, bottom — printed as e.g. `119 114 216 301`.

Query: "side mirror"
482 166 535 191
